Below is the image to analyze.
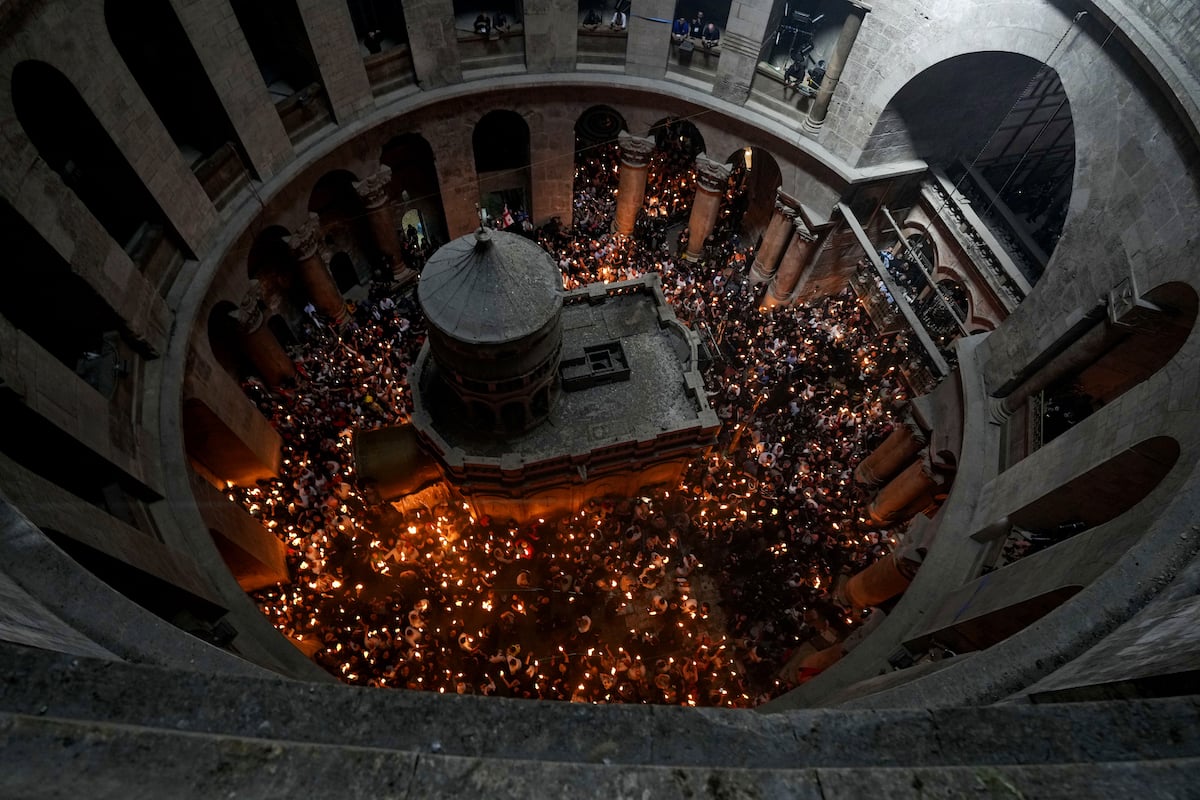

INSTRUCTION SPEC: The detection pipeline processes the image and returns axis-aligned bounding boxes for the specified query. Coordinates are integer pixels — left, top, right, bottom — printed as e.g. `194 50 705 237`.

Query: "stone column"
866 456 941 526
838 548 922 610
286 213 349 326
613 131 656 235
237 283 295 388
354 166 417 286
760 218 818 309
683 153 732 261
748 189 801 284
802 3 869 135
854 418 927 487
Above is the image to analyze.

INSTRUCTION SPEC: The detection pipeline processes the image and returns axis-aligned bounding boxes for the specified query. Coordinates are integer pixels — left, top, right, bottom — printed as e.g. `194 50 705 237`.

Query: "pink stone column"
760 218 818 309
749 189 801 284
286 213 349 326
683 153 732 261
854 419 927 487
237 284 295 388
355 165 417 286
613 131 656 235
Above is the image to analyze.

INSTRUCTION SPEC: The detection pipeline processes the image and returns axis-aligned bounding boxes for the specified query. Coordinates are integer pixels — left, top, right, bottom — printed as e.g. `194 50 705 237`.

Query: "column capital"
617 131 656 168
286 213 323 261
792 216 818 242
694 152 732 194
775 188 802 218
237 280 267 333
354 165 394 209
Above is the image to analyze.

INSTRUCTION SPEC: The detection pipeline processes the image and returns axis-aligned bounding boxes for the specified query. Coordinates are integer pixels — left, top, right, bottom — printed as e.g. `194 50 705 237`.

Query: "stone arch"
11 60 188 266
381 132 448 245
473 110 532 225
723 146 783 243
649 116 705 161
247 225 303 307
309 170 372 263
104 0 250 177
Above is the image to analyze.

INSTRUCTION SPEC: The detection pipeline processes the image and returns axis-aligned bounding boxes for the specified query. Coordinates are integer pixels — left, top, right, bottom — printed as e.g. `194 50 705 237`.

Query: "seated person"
610 0 630 30
671 16 689 43
364 29 383 54
701 21 719 48
783 59 805 86
583 7 602 28
690 11 704 37
494 10 508 29
808 59 827 87
474 13 492 35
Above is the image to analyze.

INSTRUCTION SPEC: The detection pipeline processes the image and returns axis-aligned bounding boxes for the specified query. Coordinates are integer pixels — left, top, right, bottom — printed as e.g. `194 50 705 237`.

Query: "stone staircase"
1 643 1196 798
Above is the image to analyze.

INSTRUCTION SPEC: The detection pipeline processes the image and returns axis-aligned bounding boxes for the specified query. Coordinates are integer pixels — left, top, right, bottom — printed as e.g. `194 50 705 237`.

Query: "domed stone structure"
418 227 564 434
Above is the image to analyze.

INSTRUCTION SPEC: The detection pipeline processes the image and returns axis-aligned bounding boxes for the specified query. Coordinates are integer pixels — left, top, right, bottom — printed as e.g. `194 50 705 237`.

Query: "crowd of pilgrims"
235 124 913 707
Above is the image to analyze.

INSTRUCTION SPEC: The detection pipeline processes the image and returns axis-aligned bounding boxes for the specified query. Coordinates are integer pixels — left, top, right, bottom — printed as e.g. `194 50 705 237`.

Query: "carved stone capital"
237 280 266 333
354 165 393 209
775 188 802 218
286 213 323 261
617 131 656 168
693 153 732 194
792 217 818 242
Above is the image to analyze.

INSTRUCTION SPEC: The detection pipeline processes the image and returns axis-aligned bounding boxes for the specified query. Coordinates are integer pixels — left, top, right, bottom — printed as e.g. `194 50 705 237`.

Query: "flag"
501 204 515 228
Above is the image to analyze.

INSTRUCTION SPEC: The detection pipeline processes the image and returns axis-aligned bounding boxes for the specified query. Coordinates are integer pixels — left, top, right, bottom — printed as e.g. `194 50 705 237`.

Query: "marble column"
683 153 732 261
866 456 941 526
802 3 869 135
838 548 921 610
236 283 294 388
854 417 927 487
760 218 818 310
286 213 349 326
748 189 801 285
613 131 656 235
354 166 416 286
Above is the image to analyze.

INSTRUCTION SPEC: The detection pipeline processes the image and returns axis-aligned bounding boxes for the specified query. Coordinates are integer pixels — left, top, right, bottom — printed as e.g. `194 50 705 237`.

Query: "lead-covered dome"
418 227 563 345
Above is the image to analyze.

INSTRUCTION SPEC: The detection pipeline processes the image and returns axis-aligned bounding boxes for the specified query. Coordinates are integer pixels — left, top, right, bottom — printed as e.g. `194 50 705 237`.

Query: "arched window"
382 133 448 246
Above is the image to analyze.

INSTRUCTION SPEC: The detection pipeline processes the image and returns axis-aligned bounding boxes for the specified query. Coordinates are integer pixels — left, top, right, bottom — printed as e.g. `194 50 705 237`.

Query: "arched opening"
936 279 970 323
572 106 626 236
104 0 253 200
329 252 360 293
382 133 448 248
1035 282 1197 451
863 53 1074 282
2 200 125 377
248 226 305 309
723 146 782 244
474 111 531 227
645 117 706 224
309 170 372 266
12 61 189 270
206 301 247 379
227 0 331 138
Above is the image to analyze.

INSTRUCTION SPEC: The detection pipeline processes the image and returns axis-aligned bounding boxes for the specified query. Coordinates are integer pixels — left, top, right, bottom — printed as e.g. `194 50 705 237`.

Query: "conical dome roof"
418 228 563 344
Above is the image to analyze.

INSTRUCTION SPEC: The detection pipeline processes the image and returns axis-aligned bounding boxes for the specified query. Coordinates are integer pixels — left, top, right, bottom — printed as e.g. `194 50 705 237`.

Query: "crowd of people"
234 126 914 707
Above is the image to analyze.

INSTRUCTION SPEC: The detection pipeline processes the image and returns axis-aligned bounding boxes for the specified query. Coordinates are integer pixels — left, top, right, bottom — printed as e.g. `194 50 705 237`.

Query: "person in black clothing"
474 13 492 35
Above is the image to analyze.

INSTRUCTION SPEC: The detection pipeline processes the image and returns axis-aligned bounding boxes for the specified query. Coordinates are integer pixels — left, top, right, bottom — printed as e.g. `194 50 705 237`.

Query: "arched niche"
248 225 305 309
382 133 448 246
575 105 627 147
863 52 1074 275
104 0 249 176
309 170 371 263
1037 282 1198 449
723 146 782 243
11 60 188 265
329 252 361 293
473 111 532 226
645 117 706 222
